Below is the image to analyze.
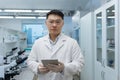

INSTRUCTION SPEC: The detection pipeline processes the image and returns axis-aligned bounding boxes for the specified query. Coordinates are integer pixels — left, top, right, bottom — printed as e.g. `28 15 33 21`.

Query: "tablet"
41 59 58 67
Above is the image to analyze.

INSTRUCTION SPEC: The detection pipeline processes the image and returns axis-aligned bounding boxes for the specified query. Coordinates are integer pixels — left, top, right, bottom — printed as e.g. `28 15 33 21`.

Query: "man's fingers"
38 65 50 74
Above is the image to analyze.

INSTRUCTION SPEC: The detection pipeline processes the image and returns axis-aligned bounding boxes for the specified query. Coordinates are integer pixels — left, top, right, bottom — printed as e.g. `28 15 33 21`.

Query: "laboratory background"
0 0 120 80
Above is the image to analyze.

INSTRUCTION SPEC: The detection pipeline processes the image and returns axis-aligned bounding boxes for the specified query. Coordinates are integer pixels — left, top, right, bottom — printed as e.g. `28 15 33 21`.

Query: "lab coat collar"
44 33 66 43
48 33 61 45
44 33 66 56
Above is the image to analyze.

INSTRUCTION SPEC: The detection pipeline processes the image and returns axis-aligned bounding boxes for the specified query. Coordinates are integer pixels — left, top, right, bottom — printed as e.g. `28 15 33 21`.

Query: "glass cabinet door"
106 5 115 69
95 11 103 80
96 12 102 63
95 1 118 80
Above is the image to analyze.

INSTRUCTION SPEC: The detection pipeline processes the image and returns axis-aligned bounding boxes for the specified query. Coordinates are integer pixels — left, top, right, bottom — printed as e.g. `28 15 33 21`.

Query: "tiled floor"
14 66 80 80
14 67 34 80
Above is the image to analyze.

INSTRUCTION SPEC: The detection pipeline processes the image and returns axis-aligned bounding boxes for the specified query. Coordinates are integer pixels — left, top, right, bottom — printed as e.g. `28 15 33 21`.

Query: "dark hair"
46 9 64 20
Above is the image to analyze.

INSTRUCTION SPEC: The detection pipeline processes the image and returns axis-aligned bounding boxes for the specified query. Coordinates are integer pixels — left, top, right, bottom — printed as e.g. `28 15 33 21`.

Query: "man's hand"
38 64 50 74
46 61 64 73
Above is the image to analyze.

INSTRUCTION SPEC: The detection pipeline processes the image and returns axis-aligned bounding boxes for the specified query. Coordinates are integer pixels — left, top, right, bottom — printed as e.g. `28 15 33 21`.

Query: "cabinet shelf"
107 25 114 28
4 40 17 43
107 48 115 52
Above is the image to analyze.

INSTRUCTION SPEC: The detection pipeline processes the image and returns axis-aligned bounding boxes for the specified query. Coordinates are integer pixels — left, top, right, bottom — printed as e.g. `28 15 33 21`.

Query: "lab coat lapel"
44 34 66 56
51 35 66 57
51 40 64 56
44 35 51 50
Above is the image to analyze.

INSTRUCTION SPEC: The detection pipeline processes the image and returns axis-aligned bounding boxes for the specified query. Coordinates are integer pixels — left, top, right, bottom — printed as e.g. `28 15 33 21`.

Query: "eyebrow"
47 19 63 21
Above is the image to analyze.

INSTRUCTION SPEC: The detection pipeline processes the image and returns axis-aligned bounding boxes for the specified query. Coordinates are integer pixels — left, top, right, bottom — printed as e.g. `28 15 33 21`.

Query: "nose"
52 22 57 26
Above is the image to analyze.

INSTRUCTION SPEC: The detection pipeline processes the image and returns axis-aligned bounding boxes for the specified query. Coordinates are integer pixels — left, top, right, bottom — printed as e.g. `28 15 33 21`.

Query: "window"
72 28 80 45
22 24 48 47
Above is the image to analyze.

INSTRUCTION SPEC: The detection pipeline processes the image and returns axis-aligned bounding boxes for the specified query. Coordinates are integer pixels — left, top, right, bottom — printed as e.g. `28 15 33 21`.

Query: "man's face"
46 14 64 36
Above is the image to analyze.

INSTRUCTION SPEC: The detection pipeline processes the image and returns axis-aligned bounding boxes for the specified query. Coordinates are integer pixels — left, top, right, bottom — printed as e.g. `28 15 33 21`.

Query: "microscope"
0 47 28 80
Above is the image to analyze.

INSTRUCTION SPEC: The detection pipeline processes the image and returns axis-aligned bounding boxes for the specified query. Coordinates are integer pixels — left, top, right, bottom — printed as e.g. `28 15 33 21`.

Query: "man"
27 9 84 80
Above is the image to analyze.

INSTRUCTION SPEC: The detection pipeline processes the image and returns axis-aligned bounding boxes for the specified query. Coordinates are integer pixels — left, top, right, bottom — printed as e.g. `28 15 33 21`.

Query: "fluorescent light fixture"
0 10 2 12
4 9 32 12
107 16 115 18
97 17 102 19
37 17 46 19
34 10 50 13
0 16 14 19
15 16 36 19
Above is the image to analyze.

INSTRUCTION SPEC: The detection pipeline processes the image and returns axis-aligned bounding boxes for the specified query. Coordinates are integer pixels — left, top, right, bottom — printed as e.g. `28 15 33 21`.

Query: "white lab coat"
27 33 84 80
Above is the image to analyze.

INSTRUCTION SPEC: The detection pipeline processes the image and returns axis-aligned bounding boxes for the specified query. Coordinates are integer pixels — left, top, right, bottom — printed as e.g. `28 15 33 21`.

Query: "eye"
48 21 54 24
56 21 61 24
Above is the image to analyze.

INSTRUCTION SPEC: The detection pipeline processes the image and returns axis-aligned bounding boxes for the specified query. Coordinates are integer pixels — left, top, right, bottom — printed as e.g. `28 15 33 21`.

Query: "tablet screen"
41 59 58 67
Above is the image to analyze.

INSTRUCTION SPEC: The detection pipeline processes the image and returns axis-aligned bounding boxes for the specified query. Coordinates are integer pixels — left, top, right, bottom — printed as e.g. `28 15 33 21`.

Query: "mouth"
51 29 57 31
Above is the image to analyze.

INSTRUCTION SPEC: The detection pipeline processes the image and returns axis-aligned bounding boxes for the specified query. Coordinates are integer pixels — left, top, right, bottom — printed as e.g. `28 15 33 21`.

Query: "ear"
45 20 47 26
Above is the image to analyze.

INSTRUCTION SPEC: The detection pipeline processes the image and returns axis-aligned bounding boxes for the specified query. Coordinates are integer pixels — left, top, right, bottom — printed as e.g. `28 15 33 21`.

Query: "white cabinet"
119 0 120 79
0 27 27 56
94 0 119 80
17 31 27 50
80 12 94 80
4 29 18 43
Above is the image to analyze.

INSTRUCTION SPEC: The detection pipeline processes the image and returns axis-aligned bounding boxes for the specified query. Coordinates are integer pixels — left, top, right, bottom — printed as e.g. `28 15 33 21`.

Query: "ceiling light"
4 9 32 12
0 16 14 19
15 16 36 19
37 17 46 19
34 10 50 13
107 16 115 18
97 17 102 19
